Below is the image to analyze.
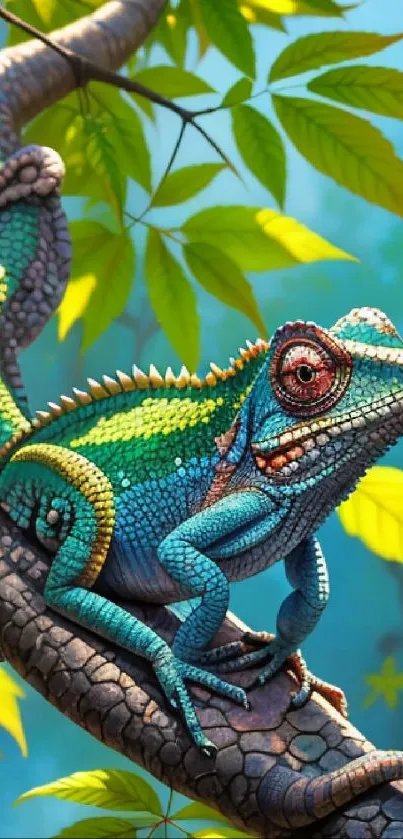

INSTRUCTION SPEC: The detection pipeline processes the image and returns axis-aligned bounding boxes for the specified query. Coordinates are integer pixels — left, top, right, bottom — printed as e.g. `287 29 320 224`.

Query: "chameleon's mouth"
252 390 403 481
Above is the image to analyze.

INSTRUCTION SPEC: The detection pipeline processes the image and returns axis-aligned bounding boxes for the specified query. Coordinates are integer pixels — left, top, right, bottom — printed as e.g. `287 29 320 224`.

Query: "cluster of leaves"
15 768 253 838
0 666 27 758
9 0 401 368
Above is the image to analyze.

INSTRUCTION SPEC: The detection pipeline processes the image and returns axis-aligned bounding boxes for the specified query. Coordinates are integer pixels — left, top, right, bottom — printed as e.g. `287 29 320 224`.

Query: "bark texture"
0 2 402 837
0 0 166 156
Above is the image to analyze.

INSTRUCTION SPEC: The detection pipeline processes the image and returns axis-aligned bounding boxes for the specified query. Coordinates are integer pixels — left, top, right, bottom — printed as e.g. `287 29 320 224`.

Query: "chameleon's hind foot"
153 651 249 754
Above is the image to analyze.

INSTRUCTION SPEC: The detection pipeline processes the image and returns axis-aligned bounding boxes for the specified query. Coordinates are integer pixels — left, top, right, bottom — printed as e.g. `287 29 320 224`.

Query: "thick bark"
0 2 403 836
1 517 403 838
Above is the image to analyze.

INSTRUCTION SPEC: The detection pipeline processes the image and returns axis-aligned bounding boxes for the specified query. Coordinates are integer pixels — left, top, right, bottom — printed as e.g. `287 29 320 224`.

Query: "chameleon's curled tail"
258 749 403 828
0 144 71 417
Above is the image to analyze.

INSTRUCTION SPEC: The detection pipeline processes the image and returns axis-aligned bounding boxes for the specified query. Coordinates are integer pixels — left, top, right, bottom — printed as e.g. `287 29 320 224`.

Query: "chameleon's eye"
270 331 352 417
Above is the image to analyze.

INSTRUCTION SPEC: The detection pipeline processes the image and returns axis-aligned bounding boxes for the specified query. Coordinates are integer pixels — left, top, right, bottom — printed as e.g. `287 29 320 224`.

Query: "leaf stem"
0 5 233 169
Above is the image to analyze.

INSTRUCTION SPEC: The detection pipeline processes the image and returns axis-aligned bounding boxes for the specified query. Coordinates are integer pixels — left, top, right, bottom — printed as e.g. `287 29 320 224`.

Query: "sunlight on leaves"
0 667 27 757
244 0 347 17
273 95 403 217
58 274 96 342
309 65 403 119
269 31 403 82
16 769 163 814
183 205 356 271
364 657 403 710
57 221 135 351
337 466 403 563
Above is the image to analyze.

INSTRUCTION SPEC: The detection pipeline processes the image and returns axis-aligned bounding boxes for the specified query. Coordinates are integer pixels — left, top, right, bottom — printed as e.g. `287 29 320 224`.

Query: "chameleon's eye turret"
270 326 352 417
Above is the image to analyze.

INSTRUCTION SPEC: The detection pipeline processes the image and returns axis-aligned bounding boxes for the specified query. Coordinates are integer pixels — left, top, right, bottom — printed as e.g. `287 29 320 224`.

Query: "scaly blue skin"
0 145 403 756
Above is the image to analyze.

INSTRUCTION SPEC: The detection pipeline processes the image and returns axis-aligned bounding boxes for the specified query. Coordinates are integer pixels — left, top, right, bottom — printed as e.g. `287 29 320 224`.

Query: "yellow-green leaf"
270 31 403 82
53 816 138 839
132 66 214 98
309 65 403 119
173 802 233 824
182 205 356 271
153 164 225 207
58 274 96 342
199 0 255 77
337 466 403 562
16 769 163 814
232 105 286 206
243 0 346 16
273 95 403 218
191 829 251 839
184 242 266 336
145 229 200 370
57 222 135 350
0 668 27 757
221 77 253 107
239 4 287 31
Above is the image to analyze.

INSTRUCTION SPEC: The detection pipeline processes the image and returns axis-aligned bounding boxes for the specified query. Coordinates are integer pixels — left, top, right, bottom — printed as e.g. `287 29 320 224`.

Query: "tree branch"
0 3 403 836
0 5 235 170
0 0 167 156
1 514 403 837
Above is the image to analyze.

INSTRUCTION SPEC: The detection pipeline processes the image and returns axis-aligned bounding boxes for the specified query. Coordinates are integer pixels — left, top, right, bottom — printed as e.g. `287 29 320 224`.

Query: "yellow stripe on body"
69 396 225 448
11 443 115 588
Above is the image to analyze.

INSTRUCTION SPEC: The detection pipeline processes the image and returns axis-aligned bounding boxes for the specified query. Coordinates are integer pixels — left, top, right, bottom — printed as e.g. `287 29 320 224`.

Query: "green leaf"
16 769 163 815
53 816 138 838
153 164 225 207
89 86 151 193
184 242 266 336
0 668 27 757
308 65 403 119
57 222 135 350
132 66 214 98
199 0 255 77
273 95 403 218
146 6 190 67
145 229 200 370
182 205 355 271
172 802 233 824
232 105 286 206
221 77 253 107
270 30 403 82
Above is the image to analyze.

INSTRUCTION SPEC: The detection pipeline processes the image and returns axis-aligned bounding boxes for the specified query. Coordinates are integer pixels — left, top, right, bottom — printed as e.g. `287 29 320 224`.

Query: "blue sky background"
2 0 403 835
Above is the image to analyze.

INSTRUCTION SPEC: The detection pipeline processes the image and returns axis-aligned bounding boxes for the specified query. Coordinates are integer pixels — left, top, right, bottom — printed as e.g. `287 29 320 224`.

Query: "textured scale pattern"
0 143 403 757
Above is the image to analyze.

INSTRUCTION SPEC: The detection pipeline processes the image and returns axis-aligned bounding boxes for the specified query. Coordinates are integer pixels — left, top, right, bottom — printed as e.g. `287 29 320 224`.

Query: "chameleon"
0 147 403 758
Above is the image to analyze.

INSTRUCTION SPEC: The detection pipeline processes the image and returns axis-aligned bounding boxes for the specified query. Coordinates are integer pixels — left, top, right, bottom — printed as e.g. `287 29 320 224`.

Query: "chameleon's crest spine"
5 337 269 439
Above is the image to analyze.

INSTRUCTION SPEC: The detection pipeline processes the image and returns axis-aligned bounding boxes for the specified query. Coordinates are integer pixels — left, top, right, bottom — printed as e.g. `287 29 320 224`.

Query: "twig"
0 5 235 170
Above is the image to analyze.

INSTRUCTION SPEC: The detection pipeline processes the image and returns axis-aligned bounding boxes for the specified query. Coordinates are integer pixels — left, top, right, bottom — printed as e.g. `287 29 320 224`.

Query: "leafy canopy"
9 0 401 368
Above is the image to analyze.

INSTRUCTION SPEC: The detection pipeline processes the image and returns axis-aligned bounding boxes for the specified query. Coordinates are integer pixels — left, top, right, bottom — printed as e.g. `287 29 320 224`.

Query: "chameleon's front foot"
205 630 347 718
153 650 249 755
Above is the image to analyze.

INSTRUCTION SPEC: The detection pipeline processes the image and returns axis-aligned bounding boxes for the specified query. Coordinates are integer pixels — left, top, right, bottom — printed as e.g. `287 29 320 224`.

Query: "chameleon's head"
250 307 403 498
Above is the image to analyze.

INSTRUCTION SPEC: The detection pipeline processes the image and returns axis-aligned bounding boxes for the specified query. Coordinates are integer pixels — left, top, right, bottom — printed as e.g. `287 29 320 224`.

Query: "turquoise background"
1 0 403 835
